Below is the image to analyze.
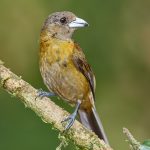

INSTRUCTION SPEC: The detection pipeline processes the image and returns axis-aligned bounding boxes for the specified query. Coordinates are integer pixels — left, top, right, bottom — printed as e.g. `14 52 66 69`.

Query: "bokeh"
0 0 150 149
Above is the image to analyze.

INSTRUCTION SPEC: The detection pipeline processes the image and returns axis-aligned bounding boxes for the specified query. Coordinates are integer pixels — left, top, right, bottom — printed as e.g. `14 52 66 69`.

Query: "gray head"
41 11 88 40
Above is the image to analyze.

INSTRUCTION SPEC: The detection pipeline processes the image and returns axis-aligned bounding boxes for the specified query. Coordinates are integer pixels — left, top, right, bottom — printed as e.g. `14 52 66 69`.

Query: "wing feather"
72 44 96 100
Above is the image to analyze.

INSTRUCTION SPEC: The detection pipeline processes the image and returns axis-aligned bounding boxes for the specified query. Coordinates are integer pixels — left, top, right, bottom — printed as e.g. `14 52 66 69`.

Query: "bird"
38 11 109 144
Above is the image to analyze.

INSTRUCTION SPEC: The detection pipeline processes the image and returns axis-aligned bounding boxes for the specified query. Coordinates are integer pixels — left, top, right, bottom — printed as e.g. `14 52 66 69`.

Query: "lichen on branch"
0 60 112 150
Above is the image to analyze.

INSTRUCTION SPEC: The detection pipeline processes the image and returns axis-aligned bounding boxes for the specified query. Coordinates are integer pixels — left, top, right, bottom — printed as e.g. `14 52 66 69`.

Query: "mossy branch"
123 128 140 150
0 60 112 150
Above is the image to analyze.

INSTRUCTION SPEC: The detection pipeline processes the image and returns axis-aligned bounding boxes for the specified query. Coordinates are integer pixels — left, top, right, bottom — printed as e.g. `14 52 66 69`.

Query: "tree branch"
123 128 140 150
0 60 112 150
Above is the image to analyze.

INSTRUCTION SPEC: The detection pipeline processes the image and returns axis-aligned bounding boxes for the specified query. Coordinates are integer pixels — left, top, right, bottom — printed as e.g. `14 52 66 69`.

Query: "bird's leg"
62 100 81 130
36 88 55 100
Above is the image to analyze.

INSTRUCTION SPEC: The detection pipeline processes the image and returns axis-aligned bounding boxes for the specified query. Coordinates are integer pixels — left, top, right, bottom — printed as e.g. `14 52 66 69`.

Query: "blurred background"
0 0 150 149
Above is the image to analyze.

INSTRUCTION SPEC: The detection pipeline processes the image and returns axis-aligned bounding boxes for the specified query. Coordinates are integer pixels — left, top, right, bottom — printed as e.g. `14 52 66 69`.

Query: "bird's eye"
60 17 67 24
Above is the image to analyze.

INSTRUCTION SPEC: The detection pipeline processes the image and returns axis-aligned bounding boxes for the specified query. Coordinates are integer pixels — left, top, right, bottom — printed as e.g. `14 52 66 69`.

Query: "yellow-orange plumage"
39 11 109 144
40 31 93 109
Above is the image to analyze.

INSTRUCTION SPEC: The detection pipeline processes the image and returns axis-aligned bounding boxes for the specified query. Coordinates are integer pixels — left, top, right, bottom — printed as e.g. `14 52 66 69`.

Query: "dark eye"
60 17 67 24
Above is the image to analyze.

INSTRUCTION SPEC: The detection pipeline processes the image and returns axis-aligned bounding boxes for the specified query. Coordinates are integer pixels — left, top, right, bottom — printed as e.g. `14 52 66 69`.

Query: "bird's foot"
61 111 77 130
35 89 55 100
61 100 81 130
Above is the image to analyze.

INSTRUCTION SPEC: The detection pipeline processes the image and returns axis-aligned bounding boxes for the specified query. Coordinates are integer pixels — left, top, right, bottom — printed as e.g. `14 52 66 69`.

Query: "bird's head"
41 11 89 40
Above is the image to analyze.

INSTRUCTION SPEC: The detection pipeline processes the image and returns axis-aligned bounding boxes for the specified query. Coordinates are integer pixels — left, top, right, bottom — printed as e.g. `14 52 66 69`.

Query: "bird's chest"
43 39 74 64
39 38 89 104
40 39 75 87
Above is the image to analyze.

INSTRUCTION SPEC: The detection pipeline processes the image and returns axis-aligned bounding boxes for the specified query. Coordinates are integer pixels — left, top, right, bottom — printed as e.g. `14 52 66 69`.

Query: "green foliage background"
0 0 150 149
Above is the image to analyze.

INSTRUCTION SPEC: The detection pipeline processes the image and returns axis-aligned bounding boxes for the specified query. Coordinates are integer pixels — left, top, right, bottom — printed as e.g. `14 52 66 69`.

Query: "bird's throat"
40 32 74 64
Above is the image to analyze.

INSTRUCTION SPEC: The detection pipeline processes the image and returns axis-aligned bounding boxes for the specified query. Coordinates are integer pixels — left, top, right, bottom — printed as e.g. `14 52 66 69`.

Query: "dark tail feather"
78 108 109 145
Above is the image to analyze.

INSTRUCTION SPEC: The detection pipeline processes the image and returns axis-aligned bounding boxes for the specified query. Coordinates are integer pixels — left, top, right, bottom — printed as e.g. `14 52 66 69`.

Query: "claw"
35 89 55 100
61 100 81 131
65 118 75 130
62 112 76 130
61 116 70 123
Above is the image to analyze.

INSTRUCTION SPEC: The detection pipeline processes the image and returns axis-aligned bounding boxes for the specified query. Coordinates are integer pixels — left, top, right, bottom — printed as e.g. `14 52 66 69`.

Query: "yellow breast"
40 35 74 64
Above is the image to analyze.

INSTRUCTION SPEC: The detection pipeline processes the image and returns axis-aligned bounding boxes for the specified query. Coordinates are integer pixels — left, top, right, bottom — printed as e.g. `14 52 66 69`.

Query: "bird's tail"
78 107 109 144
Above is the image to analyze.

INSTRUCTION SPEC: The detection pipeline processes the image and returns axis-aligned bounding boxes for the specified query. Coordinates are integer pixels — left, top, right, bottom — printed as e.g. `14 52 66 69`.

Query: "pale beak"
69 17 89 28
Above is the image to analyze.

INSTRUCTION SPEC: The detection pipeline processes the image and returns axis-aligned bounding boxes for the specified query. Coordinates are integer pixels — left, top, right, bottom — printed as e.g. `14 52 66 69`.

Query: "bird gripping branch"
39 11 109 144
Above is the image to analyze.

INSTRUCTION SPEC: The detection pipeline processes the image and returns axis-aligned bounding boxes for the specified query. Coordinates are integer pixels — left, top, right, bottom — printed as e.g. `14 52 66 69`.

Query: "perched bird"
39 11 109 144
